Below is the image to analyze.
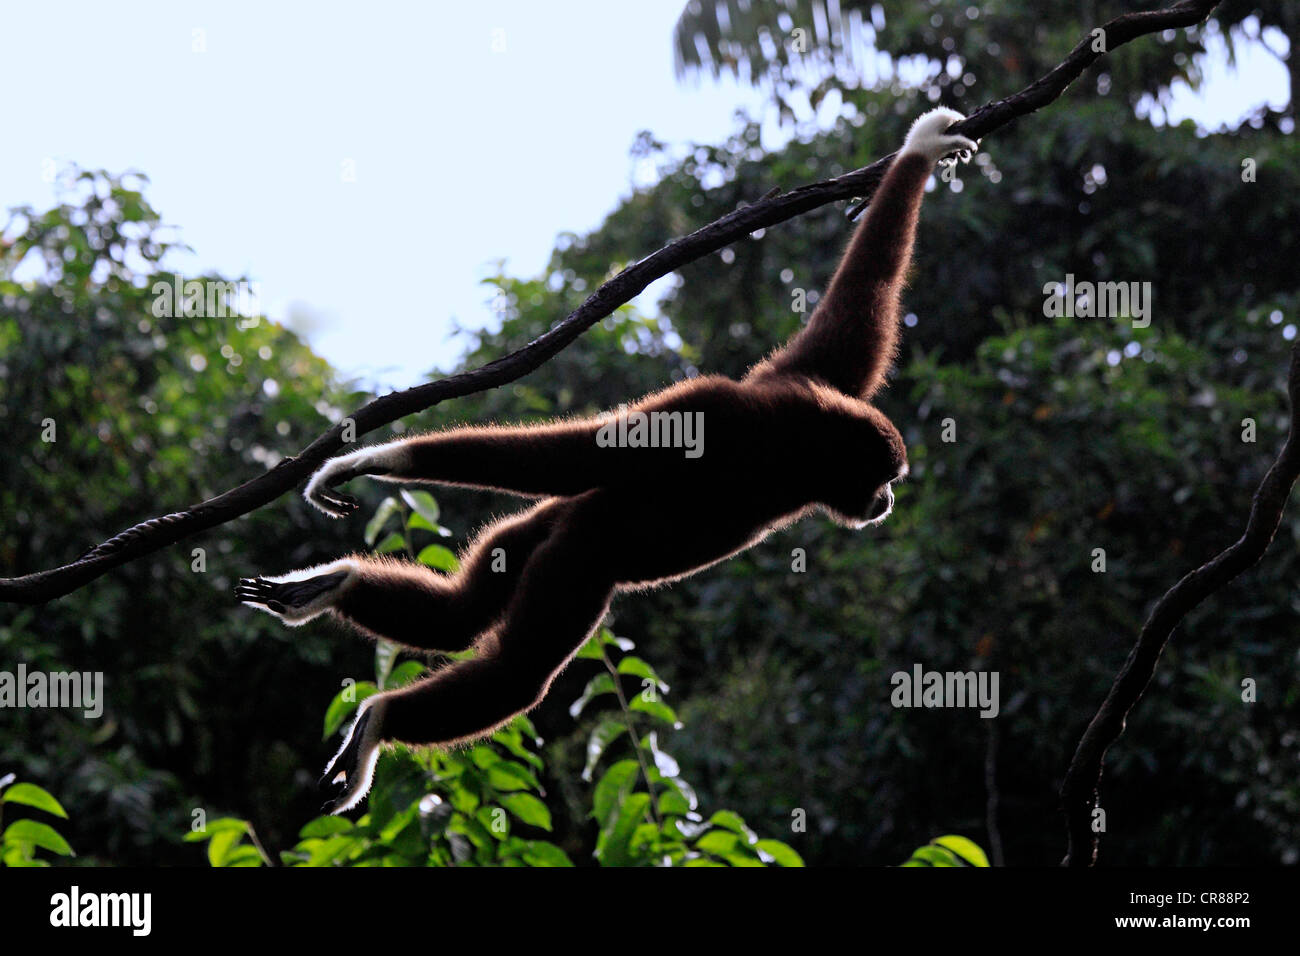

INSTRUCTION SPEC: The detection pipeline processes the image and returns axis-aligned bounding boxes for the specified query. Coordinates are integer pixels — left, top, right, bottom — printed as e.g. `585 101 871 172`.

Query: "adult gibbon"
238 108 977 813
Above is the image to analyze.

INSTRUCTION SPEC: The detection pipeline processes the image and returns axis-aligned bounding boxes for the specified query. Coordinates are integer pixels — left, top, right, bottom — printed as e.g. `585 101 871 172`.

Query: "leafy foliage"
0 774 73 866
1 168 374 861
901 835 990 867
673 1 1295 126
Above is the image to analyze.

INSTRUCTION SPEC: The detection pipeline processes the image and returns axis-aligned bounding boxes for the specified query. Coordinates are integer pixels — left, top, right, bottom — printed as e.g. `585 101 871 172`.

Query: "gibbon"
238 108 977 813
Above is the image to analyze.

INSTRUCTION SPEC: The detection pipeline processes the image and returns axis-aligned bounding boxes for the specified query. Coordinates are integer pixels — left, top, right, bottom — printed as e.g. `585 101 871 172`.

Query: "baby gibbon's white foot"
901 106 978 165
319 695 389 814
303 440 414 518
235 558 359 625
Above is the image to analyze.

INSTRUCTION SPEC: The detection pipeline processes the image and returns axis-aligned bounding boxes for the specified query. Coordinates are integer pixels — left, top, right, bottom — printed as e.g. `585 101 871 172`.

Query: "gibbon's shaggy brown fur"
238 108 977 813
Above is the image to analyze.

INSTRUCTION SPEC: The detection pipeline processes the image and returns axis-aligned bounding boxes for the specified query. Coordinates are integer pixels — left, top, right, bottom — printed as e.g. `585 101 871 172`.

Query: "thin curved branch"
0 0 1221 605
1061 345 1300 866
855 0 1221 217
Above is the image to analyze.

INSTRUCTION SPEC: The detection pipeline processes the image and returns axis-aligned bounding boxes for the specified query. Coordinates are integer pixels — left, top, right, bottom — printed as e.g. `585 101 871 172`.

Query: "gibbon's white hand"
304 441 411 518
302 454 365 518
901 106 979 165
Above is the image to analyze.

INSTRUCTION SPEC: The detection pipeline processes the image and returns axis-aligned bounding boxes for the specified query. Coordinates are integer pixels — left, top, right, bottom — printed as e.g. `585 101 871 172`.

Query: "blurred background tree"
1 1 1296 865
0 171 376 862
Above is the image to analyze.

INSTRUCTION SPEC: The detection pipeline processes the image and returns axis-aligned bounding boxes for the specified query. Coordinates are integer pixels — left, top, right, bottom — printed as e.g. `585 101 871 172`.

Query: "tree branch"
1060 345 1300 866
0 0 1222 605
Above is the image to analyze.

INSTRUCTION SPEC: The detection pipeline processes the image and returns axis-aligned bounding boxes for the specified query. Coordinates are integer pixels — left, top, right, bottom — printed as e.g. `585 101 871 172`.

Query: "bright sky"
1 2 1288 390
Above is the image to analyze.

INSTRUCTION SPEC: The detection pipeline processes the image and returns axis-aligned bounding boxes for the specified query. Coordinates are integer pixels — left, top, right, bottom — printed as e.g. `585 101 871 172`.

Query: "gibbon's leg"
319 492 618 813
237 499 567 652
331 500 567 650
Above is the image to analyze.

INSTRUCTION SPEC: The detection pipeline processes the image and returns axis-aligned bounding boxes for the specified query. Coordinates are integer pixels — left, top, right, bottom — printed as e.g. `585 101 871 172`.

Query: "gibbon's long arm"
303 420 606 515
759 107 976 399
303 377 752 517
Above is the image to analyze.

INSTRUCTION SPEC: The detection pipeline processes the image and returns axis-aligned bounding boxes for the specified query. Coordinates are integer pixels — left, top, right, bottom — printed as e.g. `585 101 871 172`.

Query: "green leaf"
475 805 508 841
631 822 661 854
521 840 573 867
452 813 495 851
708 810 752 838
322 681 377 739
695 830 739 855
657 789 691 818
664 777 698 812
379 801 423 842
299 816 353 839
364 496 402 547
575 634 606 660
385 660 428 690
0 783 68 819
569 672 617 719
374 532 406 554
183 817 249 842
221 846 266 867
616 656 668 692
606 634 635 652
722 849 766 867
400 489 440 526
486 760 542 793
628 696 681 727
3 819 73 857
582 719 627 781
493 729 545 770
208 827 244 866
597 791 651 867
932 835 990 867
592 760 639 827
3 845 42 866
755 839 805 867
374 640 399 689
908 845 961 867
499 793 552 830
512 714 539 740
593 627 633 652
302 834 360 867
416 544 460 572
406 511 438 533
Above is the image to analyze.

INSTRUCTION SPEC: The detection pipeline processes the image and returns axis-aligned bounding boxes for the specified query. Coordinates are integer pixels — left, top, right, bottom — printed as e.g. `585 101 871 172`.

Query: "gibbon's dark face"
825 406 908 530
863 412 909 526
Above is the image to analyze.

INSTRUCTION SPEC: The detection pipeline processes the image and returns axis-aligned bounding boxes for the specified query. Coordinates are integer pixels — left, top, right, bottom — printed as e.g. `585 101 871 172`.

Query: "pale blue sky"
2 2 1288 389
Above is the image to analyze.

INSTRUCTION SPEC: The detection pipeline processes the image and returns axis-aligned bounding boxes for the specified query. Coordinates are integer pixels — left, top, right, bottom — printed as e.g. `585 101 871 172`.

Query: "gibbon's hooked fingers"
237 108 978 814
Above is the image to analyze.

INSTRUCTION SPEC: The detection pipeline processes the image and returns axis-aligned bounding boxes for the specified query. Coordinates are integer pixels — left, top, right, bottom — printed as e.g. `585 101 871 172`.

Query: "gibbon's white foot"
303 440 413 518
900 106 978 165
235 558 359 624
319 695 388 814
